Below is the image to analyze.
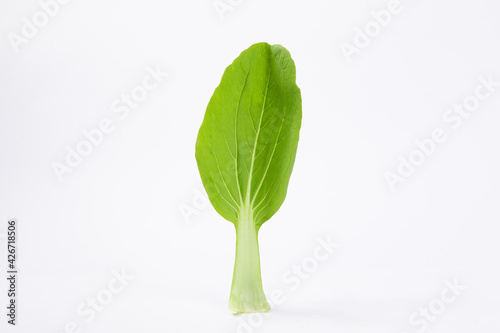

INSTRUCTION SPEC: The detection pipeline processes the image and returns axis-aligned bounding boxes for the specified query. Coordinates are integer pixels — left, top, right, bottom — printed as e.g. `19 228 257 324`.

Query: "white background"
1 0 500 332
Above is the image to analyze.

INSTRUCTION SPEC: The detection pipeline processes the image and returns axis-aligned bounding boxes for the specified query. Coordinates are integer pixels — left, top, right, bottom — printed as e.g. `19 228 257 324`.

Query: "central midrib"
245 71 271 207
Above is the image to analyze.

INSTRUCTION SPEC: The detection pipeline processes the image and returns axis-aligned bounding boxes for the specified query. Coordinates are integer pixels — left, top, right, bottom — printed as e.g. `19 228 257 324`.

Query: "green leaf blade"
195 42 301 225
